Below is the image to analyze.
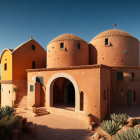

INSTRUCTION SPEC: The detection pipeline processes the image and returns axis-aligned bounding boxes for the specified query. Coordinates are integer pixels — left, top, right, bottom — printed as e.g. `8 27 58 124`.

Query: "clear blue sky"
0 0 140 53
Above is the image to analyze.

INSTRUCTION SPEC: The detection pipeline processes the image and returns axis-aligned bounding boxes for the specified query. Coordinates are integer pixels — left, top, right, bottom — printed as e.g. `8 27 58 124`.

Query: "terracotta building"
1 29 140 123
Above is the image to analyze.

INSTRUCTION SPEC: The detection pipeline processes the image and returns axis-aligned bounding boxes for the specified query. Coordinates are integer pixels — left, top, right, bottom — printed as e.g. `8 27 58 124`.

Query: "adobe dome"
89 29 139 66
49 33 86 44
47 33 89 68
91 29 137 41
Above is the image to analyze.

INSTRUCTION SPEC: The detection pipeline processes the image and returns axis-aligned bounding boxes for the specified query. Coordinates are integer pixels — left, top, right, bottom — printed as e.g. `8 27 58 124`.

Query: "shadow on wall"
89 44 97 65
32 125 93 140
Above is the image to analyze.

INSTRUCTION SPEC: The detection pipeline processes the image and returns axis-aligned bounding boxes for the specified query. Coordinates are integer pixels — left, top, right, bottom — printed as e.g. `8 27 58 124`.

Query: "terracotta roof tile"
26 64 111 72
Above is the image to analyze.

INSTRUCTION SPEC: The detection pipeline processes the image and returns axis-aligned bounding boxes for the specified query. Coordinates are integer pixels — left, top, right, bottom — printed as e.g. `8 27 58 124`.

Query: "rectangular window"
105 38 109 46
117 72 124 81
60 43 64 49
32 61 36 69
4 63 7 71
30 85 34 92
32 45 36 50
36 77 44 85
78 43 80 49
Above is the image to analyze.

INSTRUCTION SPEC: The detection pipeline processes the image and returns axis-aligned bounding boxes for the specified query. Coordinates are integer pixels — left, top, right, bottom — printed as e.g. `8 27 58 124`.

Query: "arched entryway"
53 78 75 110
127 90 133 106
46 73 80 111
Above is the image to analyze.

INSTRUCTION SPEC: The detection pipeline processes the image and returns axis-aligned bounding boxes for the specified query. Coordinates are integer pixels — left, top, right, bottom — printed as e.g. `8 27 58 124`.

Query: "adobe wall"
110 67 140 109
100 68 110 119
1 84 13 106
13 80 27 106
1 80 27 107
12 40 46 80
27 67 106 122
90 36 139 66
47 41 89 68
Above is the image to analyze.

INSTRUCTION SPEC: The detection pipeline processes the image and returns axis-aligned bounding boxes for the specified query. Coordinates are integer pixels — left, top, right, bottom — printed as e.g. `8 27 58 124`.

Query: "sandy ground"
16 108 94 140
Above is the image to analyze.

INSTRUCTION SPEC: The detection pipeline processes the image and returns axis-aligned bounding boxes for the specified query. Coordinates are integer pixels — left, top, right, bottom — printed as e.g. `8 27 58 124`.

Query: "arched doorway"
46 73 80 111
52 77 75 110
127 90 133 106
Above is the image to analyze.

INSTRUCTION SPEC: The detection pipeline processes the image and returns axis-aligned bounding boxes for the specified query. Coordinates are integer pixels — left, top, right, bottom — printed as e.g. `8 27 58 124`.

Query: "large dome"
91 29 137 41
49 33 86 44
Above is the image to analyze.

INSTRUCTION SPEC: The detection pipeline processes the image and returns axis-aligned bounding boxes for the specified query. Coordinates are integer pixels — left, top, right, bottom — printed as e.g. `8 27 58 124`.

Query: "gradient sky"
0 0 140 54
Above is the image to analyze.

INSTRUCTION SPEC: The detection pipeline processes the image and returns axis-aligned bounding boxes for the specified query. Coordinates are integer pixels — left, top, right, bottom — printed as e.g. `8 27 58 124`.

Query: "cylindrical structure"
90 29 139 66
47 34 89 68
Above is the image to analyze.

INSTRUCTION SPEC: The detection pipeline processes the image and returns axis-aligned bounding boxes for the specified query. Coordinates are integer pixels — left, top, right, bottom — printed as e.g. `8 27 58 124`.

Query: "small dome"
91 29 137 41
49 33 86 44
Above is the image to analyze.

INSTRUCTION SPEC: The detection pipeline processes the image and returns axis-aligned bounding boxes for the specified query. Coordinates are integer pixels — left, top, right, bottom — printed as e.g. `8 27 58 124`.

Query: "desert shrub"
0 116 19 139
0 106 15 120
113 127 140 140
110 113 129 125
100 120 123 135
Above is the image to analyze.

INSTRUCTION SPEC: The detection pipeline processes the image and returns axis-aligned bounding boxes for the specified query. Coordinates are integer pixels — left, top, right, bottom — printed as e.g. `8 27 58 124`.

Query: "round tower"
47 33 89 68
90 29 139 66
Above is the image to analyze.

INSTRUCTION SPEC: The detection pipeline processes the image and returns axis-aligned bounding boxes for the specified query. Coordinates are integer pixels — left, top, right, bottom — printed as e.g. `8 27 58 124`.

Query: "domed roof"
49 33 86 44
90 29 137 41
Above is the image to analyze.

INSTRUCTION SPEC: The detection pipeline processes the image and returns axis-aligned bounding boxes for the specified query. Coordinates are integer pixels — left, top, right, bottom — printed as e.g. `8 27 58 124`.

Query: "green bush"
110 113 129 125
0 106 15 120
88 113 93 117
0 116 19 139
100 120 123 135
113 127 140 140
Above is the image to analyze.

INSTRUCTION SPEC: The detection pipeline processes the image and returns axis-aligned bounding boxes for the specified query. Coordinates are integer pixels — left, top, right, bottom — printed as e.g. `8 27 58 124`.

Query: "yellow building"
0 38 46 107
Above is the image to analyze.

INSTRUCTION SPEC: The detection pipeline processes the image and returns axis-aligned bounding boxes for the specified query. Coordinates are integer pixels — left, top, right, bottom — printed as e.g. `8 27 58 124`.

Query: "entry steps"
34 107 49 117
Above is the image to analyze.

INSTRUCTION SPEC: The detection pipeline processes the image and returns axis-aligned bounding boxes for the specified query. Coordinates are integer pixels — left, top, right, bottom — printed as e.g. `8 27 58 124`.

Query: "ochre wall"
90 36 139 66
47 41 89 68
1 50 12 80
12 40 46 80
27 67 103 122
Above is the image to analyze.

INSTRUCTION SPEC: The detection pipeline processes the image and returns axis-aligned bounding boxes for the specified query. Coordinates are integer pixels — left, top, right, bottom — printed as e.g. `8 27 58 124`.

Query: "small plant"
88 113 93 117
0 106 15 120
13 87 18 92
87 113 94 124
113 127 140 140
100 120 123 135
110 113 129 125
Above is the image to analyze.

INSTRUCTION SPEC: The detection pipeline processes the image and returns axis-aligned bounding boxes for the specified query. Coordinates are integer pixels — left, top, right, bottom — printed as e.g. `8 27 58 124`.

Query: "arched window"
117 72 124 81
80 91 84 111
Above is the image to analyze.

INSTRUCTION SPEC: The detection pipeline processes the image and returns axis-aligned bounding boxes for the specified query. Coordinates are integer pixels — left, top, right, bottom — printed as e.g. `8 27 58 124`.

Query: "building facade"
1 29 140 123
0 38 46 107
